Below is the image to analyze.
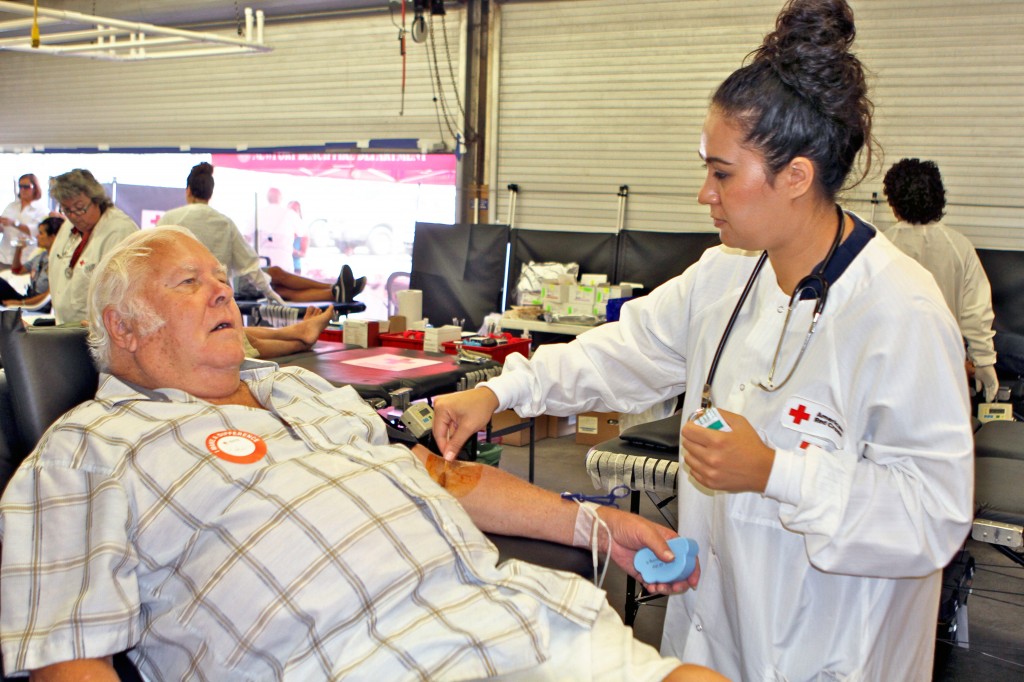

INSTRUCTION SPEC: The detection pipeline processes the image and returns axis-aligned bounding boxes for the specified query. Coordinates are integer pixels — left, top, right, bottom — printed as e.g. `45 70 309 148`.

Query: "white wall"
2 1 1022 248
0 8 466 152
491 0 1024 249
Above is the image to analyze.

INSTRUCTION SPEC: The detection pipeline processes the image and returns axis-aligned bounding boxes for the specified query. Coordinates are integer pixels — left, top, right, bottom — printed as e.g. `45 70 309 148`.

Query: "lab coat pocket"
725 489 786 529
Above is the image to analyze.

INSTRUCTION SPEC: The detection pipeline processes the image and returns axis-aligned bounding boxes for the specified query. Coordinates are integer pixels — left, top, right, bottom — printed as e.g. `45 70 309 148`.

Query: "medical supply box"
442 335 531 364
576 411 621 445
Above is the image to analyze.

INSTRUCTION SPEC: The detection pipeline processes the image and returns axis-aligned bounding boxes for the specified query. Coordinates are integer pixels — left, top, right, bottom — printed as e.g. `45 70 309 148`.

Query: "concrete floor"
495 433 1024 681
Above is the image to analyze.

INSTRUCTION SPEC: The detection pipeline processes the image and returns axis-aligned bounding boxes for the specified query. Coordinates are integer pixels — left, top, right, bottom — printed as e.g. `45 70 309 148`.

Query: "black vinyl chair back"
616 231 721 292
0 311 98 466
0 311 141 681
978 248 1024 337
0 372 19 492
410 222 510 331
505 228 618 309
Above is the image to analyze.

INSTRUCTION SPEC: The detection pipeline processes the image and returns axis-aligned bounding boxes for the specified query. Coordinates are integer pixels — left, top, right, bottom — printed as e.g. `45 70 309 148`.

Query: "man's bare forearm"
417 446 576 544
30 657 117 682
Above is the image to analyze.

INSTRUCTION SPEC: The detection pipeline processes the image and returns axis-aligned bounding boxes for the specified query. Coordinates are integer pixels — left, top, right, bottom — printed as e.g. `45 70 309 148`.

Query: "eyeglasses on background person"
60 200 94 217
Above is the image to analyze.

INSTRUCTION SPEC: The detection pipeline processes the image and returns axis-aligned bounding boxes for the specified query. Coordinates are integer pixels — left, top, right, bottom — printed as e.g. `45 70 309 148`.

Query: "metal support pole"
616 184 629 232
506 183 519 228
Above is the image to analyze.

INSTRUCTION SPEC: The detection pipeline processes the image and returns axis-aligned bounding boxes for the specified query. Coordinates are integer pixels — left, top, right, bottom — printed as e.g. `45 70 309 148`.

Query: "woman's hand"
432 386 500 461
681 409 775 493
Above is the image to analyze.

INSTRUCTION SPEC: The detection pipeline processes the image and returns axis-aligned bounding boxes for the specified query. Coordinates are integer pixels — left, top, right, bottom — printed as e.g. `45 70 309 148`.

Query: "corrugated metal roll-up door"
856 1 1024 249
0 8 465 152
491 0 1024 250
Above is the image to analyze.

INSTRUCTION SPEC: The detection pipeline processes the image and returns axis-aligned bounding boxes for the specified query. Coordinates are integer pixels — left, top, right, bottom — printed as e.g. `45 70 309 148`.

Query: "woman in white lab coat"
431 1 973 680
0 173 48 267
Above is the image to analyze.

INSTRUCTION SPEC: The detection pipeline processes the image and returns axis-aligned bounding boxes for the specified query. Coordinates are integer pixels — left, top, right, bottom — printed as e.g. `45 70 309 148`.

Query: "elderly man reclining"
0 226 723 682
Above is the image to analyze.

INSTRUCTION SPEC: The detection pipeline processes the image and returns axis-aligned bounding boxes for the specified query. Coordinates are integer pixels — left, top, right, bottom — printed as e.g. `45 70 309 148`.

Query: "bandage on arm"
571 501 611 587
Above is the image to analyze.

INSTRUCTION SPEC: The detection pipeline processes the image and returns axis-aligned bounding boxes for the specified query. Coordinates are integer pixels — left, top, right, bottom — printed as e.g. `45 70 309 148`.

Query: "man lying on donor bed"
0 226 724 681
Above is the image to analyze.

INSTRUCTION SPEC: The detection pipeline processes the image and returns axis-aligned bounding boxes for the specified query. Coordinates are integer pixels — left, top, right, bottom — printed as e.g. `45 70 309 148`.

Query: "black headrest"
618 412 682 451
978 249 1024 337
0 311 99 456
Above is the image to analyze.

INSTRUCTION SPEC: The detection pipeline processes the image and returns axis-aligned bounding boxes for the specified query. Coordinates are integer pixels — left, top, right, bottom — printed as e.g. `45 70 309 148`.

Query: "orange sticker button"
206 430 268 465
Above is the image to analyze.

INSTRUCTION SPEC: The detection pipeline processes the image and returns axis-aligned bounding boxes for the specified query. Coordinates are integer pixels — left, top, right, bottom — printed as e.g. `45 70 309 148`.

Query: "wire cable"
388 1 409 115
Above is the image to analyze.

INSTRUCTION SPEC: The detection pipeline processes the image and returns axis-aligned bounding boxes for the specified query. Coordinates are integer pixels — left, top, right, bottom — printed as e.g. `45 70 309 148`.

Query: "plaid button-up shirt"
0 361 605 680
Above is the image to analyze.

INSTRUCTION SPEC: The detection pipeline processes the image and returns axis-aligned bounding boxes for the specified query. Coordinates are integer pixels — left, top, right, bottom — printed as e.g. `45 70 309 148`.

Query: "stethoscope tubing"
698 204 845 410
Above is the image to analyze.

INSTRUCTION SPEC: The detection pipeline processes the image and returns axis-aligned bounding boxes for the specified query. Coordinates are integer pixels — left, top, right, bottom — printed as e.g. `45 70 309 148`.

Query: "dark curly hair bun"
757 0 858 114
712 0 873 197
186 162 216 200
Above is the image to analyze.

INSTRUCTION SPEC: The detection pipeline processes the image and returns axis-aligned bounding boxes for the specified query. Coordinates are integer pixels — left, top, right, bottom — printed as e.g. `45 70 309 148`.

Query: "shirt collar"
798 210 877 299
97 358 281 406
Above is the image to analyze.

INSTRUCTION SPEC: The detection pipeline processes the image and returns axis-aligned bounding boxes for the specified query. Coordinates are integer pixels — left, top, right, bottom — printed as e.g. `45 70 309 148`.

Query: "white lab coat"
254 202 300 273
48 207 138 324
0 199 47 265
884 220 996 367
485 216 973 681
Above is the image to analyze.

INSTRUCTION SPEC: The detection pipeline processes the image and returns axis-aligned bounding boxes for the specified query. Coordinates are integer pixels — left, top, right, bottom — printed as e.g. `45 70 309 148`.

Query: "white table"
498 317 599 337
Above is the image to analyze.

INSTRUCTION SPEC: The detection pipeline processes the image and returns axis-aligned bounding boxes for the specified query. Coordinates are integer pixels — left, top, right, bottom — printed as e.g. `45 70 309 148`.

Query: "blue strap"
561 484 631 507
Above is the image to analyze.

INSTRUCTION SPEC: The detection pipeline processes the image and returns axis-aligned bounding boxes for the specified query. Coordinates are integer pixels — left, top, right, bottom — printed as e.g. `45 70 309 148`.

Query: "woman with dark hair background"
432 1 972 679
159 162 286 304
0 215 61 308
883 157 999 401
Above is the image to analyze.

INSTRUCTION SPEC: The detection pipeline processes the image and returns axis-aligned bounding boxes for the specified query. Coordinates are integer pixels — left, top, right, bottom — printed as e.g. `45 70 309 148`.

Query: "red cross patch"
789 404 811 425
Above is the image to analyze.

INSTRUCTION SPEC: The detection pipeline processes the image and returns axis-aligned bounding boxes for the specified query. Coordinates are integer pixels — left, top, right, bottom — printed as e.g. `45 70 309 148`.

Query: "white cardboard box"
572 284 598 305
423 325 463 352
342 319 380 348
542 280 572 304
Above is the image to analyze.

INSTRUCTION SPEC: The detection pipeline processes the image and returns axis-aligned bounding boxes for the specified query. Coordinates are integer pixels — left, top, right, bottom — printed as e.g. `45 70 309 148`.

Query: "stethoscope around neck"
697 203 846 413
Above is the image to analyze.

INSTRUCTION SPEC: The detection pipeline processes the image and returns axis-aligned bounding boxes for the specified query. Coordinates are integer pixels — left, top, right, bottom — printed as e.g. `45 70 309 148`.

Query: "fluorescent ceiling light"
0 1 271 61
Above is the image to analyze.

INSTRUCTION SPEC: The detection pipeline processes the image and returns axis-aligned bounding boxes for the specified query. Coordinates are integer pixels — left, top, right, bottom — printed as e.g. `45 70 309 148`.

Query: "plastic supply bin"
442 335 531 363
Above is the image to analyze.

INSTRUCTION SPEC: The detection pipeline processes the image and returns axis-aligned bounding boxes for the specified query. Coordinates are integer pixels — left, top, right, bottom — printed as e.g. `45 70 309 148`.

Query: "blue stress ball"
633 537 699 584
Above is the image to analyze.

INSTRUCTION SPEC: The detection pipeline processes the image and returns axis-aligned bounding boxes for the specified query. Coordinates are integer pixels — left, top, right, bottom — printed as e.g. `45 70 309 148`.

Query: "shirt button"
777 305 785 313
739 384 745 391
696 624 703 632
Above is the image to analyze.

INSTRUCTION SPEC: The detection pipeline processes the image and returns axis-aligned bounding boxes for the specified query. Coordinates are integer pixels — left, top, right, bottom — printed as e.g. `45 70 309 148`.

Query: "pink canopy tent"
211 152 456 185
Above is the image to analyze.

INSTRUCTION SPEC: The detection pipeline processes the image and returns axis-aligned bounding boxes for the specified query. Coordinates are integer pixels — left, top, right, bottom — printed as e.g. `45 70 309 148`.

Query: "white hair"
87 225 198 371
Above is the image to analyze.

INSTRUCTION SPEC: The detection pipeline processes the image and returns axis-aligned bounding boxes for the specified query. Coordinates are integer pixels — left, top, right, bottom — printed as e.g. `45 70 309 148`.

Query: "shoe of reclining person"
353 276 366 298
332 264 355 303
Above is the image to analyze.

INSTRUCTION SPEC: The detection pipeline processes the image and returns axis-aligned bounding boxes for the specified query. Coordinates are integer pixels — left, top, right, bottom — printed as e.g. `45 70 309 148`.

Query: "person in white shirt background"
159 163 365 306
883 157 999 402
254 186 300 274
0 173 48 268
432 1 973 679
158 162 286 305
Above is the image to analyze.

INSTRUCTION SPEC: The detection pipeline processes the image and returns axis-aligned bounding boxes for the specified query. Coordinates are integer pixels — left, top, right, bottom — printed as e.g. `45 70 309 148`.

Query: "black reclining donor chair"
0 310 590 679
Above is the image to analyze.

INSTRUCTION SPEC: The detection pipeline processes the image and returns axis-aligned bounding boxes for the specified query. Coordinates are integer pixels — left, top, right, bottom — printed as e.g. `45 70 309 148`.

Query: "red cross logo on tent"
789 404 811 425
